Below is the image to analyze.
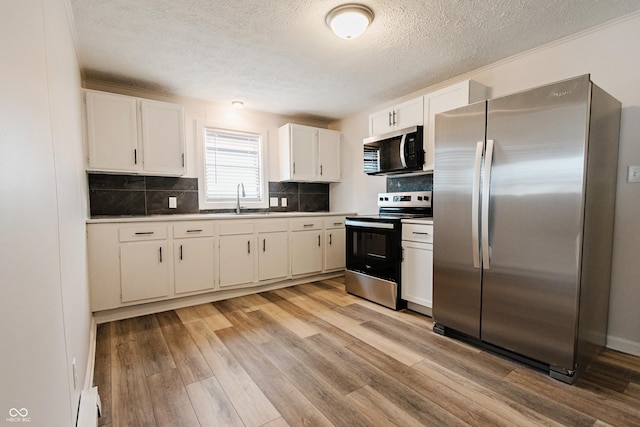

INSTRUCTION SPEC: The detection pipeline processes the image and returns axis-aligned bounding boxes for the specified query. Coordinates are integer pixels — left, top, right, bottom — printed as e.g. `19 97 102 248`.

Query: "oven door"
345 219 400 283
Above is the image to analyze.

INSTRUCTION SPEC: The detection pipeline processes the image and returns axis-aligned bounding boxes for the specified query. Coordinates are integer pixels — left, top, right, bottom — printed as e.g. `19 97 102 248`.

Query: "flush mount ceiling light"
326 4 374 40
231 100 244 109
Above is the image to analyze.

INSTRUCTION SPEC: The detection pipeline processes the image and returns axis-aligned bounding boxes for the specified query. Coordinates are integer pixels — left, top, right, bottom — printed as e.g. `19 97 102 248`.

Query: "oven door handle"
346 219 395 230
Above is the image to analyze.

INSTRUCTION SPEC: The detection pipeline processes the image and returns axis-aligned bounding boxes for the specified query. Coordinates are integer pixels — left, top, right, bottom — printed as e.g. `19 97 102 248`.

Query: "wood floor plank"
214 324 334 427
507 368 640 427
154 310 213 385
147 369 199 427
345 385 426 427
94 322 112 427
185 376 245 427
95 277 640 427
110 323 156 426
184 319 281 426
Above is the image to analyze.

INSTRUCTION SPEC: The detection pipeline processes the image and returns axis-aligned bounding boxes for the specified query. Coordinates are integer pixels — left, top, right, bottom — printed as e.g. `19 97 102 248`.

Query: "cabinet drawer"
219 221 254 236
119 225 168 242
173 222 214 238
324 217 346 229
256 219 288 233
402 224 433 243
290 217 322 231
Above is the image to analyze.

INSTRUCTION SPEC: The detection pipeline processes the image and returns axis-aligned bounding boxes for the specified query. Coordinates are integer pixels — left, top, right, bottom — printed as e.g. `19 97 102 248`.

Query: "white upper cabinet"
279 123 341 182
369 96 424 136
84 90 185 176
423 80 487 171
140 99 186 175
85 91 139 172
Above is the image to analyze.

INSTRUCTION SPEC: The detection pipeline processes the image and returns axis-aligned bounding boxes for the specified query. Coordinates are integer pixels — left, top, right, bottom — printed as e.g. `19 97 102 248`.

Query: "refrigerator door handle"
472 141 484 268
482 139 495 270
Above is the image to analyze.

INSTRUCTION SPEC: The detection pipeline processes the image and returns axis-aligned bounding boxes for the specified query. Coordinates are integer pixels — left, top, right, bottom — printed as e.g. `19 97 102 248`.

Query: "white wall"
0 0 90 425
333 11 640 356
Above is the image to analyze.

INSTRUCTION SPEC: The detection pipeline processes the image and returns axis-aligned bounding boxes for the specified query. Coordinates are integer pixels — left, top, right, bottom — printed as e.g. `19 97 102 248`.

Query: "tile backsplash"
88 173 330 217
386 173 433 192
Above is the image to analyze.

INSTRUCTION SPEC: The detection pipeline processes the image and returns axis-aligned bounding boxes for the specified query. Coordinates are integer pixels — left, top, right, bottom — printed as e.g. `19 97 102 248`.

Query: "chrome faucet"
236 182 245 214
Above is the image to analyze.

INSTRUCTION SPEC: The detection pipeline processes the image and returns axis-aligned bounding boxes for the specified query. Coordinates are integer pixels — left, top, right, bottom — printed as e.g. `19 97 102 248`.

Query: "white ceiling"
69 0 640 122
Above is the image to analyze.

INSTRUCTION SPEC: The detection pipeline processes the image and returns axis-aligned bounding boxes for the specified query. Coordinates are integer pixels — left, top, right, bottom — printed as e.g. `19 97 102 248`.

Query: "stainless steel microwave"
363 126 424 175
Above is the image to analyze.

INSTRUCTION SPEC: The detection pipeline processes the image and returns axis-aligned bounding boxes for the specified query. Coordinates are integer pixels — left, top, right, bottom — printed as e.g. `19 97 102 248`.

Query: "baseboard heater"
76 387 100 427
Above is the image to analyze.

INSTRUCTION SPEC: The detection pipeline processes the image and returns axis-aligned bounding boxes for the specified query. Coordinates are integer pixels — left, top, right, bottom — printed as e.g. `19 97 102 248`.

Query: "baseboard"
93 271 344 324
606 335 640 357
84 316 97 390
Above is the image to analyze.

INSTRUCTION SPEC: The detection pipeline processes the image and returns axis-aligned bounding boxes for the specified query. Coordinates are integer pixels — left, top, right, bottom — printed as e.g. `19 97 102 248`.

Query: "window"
197 121 268 210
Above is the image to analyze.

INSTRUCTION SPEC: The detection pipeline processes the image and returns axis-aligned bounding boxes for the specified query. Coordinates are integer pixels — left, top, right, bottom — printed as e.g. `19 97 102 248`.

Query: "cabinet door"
318 129 341 182
369 108 394 136
291 231 323 276
219 234 256 287
174 237 215 294
290 125 317 180
394 97 424 130
140 99 185 175
324 228 345 271
401 241 433 308
258 232 289 281
120 241 170 302
85 91 140 172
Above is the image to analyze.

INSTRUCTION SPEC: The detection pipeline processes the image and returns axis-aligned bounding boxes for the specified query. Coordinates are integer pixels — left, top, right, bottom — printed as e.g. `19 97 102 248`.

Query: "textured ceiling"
70 0 640 121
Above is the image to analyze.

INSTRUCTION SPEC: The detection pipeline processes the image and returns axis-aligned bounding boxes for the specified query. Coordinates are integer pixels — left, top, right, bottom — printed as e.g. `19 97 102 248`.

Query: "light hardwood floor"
94 277 640 426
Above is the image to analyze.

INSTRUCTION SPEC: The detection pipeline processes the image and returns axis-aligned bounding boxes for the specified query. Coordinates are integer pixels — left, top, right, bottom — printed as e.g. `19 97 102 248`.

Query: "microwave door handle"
400 134 407 168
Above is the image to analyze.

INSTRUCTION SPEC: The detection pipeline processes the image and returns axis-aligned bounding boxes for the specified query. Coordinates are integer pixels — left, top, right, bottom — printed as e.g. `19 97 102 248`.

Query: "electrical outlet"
281 197 287 207
628 165 640 183
269 197 279 207
72 358 78 390
169 196 177 208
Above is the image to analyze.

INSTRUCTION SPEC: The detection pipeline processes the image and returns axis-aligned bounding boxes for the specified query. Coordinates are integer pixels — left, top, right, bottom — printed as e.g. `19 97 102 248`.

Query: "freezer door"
481 75 590 369
432 101 486 338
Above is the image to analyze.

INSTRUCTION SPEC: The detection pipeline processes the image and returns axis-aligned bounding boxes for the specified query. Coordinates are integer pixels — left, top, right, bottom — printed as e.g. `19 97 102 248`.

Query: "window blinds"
203 128 262 201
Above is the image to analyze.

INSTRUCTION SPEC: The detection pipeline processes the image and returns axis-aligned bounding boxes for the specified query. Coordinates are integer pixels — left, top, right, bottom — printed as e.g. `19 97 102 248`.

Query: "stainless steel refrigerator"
432 75 621 384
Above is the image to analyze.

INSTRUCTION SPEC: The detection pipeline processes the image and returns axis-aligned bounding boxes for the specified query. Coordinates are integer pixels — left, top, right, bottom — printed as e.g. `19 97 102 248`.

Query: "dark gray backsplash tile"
387 174 433 192
300 193 329 212
89 173 331 216
146 176 198 191
89 189 146 216
146 191 198 215
88 174 145 190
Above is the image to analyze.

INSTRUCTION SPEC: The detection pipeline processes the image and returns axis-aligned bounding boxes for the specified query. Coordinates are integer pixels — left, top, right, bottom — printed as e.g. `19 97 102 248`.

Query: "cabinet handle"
186 229 203 233
182 153 185 167
135 231 154 235
179 244 183 260
392 110 397 126
388 112 392 127
329 233 333 245
134 149 137 165
247 240 251 254
263 238 266 252
412 232 430 235
318 235 321 247
303 224 314 228
159 247 163 263
333 222 343 226
320 164 323 175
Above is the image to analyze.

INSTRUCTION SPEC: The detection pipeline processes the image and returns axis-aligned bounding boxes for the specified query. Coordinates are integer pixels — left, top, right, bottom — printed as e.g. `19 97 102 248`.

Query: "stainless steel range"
345 191 432 309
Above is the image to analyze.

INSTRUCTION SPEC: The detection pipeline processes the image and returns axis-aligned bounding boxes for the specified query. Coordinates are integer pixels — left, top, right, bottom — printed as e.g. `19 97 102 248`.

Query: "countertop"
87 211 356 224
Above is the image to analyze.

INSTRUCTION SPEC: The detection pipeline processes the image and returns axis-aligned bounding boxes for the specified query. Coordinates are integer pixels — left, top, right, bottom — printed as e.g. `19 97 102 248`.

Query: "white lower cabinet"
324 217 346 271
119 226 171 303
290 218 324 276
87 215 350 313
401 222 434 311
219 233 257 288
